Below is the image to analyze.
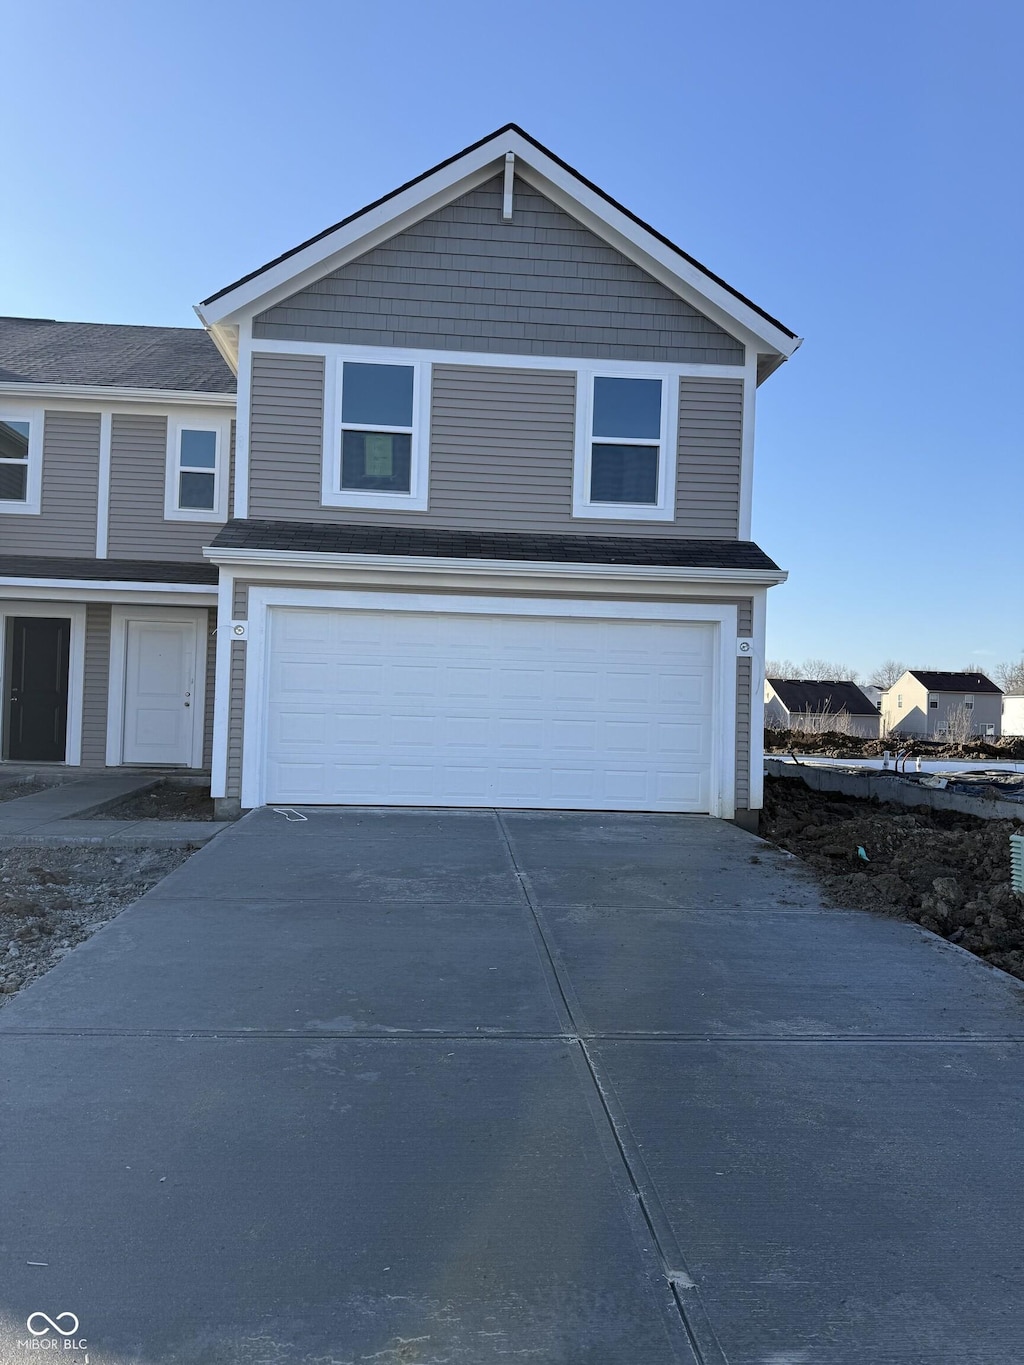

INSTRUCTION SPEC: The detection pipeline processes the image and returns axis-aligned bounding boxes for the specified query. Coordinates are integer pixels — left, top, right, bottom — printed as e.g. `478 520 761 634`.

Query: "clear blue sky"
3 0 1021 678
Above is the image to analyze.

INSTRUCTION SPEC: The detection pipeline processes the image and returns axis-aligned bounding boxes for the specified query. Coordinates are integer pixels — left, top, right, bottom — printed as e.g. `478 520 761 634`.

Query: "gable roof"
196 125 799 366
0 317 235 394
767 679 880 717
907 670 1002 694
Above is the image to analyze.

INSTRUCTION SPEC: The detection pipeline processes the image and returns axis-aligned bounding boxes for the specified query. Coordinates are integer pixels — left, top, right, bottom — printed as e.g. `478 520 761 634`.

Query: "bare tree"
994 659 1024 694
869 659 907 689
942 703 976 744
765 658 806 679
801 658 860 682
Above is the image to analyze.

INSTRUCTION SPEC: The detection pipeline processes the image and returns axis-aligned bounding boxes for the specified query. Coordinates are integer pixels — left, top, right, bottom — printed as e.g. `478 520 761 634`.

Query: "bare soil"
764 728 1024 761
0 843 197 1004
101 781 216 822
760 774 1024 982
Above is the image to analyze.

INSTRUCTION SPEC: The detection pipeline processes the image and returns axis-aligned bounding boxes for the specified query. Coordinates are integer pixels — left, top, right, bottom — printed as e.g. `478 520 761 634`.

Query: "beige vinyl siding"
80 603 111 765
248 358 744 538
107 413 224 562
226 642 246 797
735 657 752 808
1 410 100 555
678 378 743 538
202 609 217 769
254 176 743 365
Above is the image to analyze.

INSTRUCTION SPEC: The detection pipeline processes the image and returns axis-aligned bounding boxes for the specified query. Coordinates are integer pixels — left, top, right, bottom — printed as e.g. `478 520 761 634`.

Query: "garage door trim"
241 587 738 815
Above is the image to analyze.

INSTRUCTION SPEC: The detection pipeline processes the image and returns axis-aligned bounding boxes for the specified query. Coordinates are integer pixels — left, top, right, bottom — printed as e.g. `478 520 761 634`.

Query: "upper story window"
572 372 676 521
322 354 430 511
0 411 43 515
164 415 229 522
963 695 974 709
928 695 938 709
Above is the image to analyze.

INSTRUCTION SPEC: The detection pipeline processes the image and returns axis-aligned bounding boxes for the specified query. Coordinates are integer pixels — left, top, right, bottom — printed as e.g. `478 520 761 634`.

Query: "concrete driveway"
2 808 1024 1364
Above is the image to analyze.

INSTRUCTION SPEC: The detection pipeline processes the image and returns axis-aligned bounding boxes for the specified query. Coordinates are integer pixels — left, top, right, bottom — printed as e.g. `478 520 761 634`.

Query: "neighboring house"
1002 696 1024 737
1 124 800 824
881 670 1003 738
764 678 882 738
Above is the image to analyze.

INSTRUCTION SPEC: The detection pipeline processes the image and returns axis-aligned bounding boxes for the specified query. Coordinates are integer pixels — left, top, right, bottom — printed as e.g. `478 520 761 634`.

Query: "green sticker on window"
364 433 394 477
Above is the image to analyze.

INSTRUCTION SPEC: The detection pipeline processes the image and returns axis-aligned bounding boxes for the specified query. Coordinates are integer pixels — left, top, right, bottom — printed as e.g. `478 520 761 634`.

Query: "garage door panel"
262 606 716 812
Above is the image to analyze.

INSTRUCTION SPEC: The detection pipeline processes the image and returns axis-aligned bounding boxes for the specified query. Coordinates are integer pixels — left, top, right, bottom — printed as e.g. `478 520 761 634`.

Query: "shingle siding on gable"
0 410 100 556
253 176 745 364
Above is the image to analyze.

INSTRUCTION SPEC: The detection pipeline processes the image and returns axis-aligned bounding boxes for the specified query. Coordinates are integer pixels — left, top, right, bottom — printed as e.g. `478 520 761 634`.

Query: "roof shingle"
0 317 235 394
209 519 782 571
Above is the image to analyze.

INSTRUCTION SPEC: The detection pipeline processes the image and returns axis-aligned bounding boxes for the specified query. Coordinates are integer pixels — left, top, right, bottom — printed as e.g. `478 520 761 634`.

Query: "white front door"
122 620 196 765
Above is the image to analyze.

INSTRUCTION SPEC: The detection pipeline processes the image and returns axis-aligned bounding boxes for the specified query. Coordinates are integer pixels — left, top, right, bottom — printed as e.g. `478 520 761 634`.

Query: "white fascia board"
203 545 787 588
0 382 236 410
511 155 798 359
0 578 217 604
197 155 504 326
195 129 799 360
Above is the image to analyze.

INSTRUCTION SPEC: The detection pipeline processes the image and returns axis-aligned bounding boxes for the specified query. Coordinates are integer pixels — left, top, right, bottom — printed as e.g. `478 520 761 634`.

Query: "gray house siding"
0 410 100 555
81 602 112 764
107 413 228 563
253 175 744 365
247 355 744 538
736 657 752 808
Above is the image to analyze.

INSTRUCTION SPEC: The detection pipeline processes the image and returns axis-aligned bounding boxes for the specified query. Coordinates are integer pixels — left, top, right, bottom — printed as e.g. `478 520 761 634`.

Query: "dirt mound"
760 776 1024 982
764 729 1024 761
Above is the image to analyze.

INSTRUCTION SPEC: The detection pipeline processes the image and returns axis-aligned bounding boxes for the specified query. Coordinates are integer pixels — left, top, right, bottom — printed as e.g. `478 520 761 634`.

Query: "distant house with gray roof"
764 678 882 738
881 670 1003 738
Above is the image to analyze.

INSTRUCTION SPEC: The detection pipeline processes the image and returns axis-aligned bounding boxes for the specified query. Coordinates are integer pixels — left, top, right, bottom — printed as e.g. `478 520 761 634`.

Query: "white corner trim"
0 405 44 516
163 411 232 523
748 589 767 811
0 600 85 765
210 571 234 798
571 369 677 522
239 586 739 816
320 352 431 511
204 544 788 588
233 319 252 519
105 605 208 768
738 349 757 540
96 411 112 557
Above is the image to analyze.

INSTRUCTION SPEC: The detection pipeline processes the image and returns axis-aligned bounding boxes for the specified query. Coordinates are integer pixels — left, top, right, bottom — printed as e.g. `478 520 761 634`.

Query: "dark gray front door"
4 616 71 761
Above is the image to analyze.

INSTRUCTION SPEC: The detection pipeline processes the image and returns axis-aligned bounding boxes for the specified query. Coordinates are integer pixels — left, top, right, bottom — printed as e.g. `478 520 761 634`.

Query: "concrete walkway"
0 770 230 843
1 807 1023 1362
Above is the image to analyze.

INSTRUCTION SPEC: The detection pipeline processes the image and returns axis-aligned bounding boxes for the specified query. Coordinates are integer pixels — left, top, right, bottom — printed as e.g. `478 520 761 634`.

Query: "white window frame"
573 370 677 522
963 695 975 709
321 350 431 512
164 413 230 523
0 407 44 516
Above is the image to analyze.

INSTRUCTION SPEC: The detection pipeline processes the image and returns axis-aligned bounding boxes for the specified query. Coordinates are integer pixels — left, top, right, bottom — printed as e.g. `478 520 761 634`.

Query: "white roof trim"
203 544 788 587
195 128 799 359
0 381 235 408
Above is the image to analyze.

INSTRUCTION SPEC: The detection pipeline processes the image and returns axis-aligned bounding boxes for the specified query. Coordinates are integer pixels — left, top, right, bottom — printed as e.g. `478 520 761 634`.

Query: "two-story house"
881 670 1003 738
2 125 799 825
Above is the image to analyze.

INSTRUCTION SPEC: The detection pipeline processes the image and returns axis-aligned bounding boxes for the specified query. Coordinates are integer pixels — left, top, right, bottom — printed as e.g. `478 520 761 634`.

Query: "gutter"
203 544 788 587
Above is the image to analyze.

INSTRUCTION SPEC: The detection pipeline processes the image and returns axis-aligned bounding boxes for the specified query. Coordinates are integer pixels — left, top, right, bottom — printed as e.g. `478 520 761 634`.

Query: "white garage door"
261 605 716 812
